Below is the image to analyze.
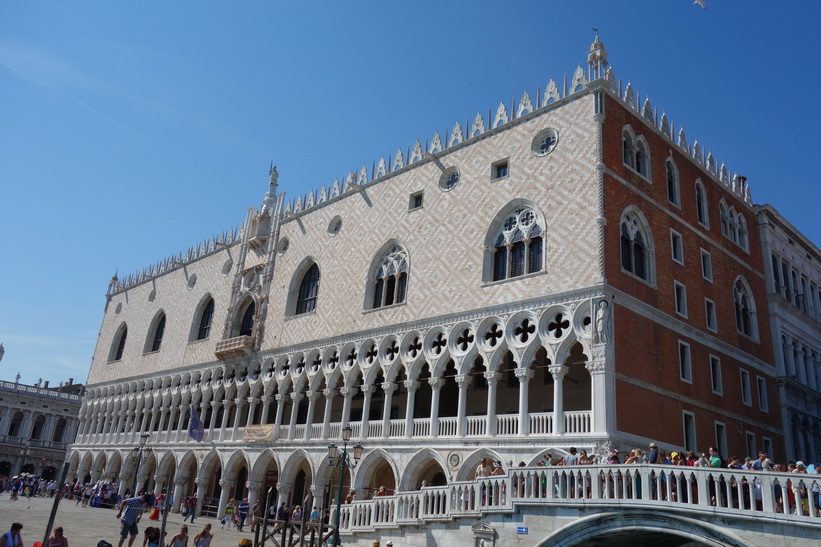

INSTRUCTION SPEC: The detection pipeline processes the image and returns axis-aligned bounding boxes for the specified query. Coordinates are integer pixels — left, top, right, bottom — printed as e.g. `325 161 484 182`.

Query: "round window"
532 128 559 156
277 237 289 255
439 166 460 191
328 216 342 237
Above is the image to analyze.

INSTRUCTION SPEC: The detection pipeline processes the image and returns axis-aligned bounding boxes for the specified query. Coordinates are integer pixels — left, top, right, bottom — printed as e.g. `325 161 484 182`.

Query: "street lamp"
327 425 363 547
130 433 152 497
19 439 32 475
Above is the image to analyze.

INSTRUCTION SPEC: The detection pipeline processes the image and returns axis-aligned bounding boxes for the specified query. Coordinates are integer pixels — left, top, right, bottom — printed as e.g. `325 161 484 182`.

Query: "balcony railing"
75 411 594 446
214 335 256 360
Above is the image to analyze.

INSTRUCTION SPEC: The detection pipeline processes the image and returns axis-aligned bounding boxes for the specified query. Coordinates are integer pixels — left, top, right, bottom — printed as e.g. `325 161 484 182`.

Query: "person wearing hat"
491 461 505 476
648 443 659 464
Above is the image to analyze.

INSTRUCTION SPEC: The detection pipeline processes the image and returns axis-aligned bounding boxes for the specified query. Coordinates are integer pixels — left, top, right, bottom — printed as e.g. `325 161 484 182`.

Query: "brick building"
69 37 792 519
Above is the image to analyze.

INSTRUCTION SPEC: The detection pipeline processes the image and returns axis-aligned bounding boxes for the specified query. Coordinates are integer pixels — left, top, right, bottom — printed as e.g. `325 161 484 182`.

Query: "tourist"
222 498 235 530
116 492 153 547
0 522 23 547
236 498 250 532
473 458 490 479
309 505 320 522
183 495 198 523
168 525 188 547
376 486 387 496
46 525 68 547
564 447 579 466
193 524 213 547
142 526 162 547
647 443 659 464
250 499 263 531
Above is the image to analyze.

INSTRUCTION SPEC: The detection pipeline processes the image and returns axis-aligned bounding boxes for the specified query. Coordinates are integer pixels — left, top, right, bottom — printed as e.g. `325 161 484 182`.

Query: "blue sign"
517 527 528 534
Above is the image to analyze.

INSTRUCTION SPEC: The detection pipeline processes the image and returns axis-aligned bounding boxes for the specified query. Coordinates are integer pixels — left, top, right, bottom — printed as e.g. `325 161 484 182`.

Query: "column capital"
323 389 338 399
248 396 260 405
233 397 244 406
340 386 358 398
219 479 236 489
196 478 210 487
514 368 534 382
454 375 469 387
585 360 611 374
290 392 304 402
260 395 271 404
223 400 235 409
428 377 445 390
306 390 321 401
483 371 501 385
174 475 189 485
381 382 397 394
404 380 420 392
247 480 262 489
548 364 569 379
360 384 375 395
275 394 284 402
276 482 293 494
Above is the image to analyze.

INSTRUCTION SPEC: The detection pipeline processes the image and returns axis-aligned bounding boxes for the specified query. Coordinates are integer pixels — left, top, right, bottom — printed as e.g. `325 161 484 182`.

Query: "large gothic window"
622 126 650 178
734 279 756 337
489 206 544 282
620 210 653 282
239 300 255 336
109 324 128 362
371 245 408 309
196 298 215 340
695 181 708 226
296 264 320 315
147 313 166 353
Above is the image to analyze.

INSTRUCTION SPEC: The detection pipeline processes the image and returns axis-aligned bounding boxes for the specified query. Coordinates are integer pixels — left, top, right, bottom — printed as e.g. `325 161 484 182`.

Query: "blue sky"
1 1 818 386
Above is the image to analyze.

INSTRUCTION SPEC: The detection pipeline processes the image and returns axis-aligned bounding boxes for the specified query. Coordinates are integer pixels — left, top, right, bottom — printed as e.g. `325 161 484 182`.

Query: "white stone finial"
544 78 561 106
518 90 533 116
493 101 509 128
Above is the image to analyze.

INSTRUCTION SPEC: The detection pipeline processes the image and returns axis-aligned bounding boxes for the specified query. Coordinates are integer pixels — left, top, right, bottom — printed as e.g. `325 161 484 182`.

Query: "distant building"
756 204 821 462
0 377 83 479
69 36 801 526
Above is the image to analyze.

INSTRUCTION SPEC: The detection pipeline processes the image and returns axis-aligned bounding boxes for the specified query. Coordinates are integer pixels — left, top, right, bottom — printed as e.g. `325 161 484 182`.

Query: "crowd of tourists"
0 474 62 499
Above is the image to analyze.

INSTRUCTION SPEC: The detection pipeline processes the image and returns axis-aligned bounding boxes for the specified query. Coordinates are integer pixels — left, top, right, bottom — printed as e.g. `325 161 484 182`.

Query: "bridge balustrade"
331 464 821 536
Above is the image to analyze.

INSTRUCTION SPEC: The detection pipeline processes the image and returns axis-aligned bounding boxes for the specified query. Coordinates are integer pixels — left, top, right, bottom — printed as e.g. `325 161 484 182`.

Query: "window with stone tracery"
622 126 650 179
109 324 128 362
296 263 320 315
734 279 756 338
370 245 408 309
620 210 654 283
488 206 544 282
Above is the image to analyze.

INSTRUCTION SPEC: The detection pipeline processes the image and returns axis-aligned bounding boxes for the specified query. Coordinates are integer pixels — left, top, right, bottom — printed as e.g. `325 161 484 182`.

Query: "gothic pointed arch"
619 206 655 283
108 322 128 362
286 257 320 316
733 277 757 339
144 310 167 353
665 155 680 205
695 179 709 227
190 294 215 341
366 240 409 309
483 199 546 282
230 295 256 338
622 125 651 179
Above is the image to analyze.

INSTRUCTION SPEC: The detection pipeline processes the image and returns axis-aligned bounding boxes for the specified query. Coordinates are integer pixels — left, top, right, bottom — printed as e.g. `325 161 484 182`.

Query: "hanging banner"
243 425 278 442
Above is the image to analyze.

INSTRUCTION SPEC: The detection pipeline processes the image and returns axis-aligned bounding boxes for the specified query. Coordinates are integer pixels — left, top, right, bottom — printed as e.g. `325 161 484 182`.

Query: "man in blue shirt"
116 492 152 547
236 498 250 532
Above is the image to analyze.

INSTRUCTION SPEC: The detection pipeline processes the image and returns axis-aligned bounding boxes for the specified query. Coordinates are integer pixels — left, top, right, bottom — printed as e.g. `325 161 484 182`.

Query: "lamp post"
130 433 152 497
19 439 32 476
327 425 363 547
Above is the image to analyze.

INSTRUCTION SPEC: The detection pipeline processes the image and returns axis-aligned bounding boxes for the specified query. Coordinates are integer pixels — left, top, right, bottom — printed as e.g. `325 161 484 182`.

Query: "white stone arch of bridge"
398 448 448 491
540 510 747 547
352 447 399 498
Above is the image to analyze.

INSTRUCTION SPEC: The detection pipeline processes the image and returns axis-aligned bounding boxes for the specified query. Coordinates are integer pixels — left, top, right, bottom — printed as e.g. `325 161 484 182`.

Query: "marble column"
232 397 245 441
321 389 337 440
288 392 304 440
260 396 272 425
429 378 445 438
485 372 500 437
549 364 569 436
360 385 374 439
586 352 614 434
381 382 397 438
246 396 260 427
172 476 188 513
455 375 468 437
217 479 235 519
195 478 210 516
514 368 534 437
403 380 419 438
219 400 234 442
303 391 320 440
340 387 356 430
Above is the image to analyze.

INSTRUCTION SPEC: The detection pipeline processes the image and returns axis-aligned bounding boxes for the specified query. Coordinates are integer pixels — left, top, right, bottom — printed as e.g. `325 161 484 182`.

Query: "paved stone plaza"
0 495 254 546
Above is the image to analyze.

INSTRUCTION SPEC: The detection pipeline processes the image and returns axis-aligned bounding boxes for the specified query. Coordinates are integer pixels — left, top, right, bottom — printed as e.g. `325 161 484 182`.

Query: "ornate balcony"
215 335 255 360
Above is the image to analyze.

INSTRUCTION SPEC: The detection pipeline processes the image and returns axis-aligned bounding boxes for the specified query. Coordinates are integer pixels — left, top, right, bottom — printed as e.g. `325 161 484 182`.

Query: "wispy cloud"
0 42 139 134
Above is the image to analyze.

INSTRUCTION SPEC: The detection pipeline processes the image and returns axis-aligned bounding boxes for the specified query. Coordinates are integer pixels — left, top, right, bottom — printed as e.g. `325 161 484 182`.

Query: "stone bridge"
329 464 821 546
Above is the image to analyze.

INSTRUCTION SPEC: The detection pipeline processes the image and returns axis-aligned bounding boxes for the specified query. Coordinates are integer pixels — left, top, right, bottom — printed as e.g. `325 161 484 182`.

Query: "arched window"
109 325 128 362
635 140 650 178
52 418 67 443
296 264 320 315
734 279 756 337
239 300 255 336
7 411 23 437
31 415 46 440
371 245 408 309
196 298 215 340
622 128 635 169
666 159 679 205
488 206 545 282
695 180 708 226
620 210 654 282
736 214 748 250
146 313 166 353
719 202 730 238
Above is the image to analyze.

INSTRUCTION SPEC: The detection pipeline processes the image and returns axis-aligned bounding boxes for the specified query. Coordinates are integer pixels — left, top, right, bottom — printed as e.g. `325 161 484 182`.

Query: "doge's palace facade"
68 38 783 519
